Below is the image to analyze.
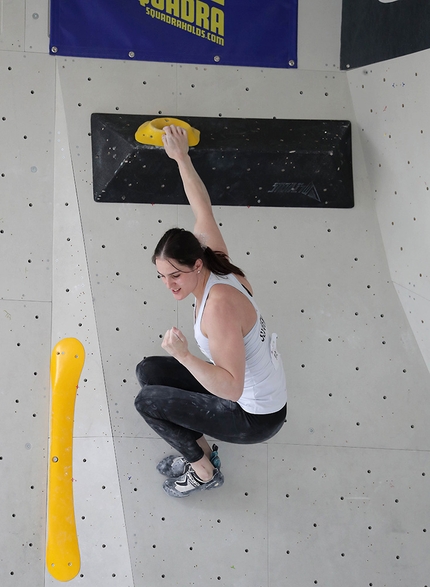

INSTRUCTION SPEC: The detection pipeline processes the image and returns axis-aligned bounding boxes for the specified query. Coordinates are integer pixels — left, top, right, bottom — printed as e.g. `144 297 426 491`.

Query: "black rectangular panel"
91 114 354 209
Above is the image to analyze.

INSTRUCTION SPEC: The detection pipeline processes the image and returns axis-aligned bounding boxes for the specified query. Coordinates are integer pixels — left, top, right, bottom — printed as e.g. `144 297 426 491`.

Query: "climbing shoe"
163 463 224 498
157 444 221 477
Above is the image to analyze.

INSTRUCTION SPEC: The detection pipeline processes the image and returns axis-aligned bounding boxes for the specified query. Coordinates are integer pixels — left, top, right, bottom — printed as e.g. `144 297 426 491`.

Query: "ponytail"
202 246 245 277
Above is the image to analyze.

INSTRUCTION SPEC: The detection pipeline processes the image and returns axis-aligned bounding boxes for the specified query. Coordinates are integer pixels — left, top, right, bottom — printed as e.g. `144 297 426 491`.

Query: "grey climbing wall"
1 1 430 586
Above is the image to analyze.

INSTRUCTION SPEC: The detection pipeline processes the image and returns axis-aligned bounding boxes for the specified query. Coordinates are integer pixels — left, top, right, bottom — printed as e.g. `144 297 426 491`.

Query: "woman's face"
155 257 202 300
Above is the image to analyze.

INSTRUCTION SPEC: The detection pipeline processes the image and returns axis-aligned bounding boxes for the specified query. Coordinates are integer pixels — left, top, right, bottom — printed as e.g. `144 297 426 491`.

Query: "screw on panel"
51 47 58 54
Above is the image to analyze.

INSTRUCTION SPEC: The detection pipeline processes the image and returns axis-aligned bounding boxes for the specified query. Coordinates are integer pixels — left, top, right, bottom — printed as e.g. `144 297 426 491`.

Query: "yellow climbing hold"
46 338 84 582
135 117 200 147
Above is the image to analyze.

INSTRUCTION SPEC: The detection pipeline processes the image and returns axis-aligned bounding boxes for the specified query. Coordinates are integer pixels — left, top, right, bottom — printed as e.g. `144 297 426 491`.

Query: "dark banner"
341 0 430 70
50 0 298 69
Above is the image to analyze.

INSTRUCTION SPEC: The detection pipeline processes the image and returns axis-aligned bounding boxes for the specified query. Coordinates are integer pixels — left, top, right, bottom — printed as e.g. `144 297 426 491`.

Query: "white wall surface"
1 2 430 587
347 49 430 372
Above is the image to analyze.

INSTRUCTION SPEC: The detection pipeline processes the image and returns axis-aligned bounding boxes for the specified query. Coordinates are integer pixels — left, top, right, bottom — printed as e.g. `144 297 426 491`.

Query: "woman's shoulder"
208 275 255 313
205 275 257 335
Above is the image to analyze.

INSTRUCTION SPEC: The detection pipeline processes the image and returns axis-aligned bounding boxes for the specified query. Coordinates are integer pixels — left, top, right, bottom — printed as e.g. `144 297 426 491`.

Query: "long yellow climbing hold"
46 338 85 582
135 117 200 146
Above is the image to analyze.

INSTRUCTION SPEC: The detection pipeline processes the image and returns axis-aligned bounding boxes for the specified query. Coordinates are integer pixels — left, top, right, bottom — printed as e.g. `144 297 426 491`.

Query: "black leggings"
134 356 287 463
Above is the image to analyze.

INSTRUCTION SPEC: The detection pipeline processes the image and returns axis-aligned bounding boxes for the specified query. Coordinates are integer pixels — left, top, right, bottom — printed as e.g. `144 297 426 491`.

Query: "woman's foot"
156 455 188 477
156 445 221 477
163 464 224 498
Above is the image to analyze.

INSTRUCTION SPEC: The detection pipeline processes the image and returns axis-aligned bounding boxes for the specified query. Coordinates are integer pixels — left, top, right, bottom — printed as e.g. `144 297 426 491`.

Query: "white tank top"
194 273 287 414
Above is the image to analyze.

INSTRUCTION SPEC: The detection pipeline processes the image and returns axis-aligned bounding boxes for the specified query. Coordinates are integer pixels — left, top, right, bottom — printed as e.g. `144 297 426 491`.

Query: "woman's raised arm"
162 125 228 255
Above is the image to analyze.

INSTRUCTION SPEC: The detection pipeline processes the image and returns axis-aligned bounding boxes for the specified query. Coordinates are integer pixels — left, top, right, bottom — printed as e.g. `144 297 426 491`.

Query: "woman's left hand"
162 327 189 360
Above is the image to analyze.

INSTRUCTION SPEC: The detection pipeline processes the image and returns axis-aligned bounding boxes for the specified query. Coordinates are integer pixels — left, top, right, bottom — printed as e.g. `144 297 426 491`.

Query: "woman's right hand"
161 327 189 361
162 125 189 161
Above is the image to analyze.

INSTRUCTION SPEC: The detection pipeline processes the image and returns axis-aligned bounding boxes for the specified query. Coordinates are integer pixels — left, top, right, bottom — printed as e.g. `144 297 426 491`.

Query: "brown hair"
152 228 245 277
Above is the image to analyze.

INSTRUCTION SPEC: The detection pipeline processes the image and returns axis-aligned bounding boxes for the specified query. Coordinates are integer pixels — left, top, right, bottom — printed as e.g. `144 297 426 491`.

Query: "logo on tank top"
259 316 267 342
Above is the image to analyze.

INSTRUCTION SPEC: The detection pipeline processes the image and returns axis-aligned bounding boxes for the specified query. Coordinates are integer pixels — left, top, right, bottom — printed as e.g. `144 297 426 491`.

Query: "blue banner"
50 0 298 69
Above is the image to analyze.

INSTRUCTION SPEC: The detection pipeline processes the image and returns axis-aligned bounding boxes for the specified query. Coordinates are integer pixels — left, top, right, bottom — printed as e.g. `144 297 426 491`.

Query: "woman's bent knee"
135 356 165 387
134 388 146 415
134 386 158 417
